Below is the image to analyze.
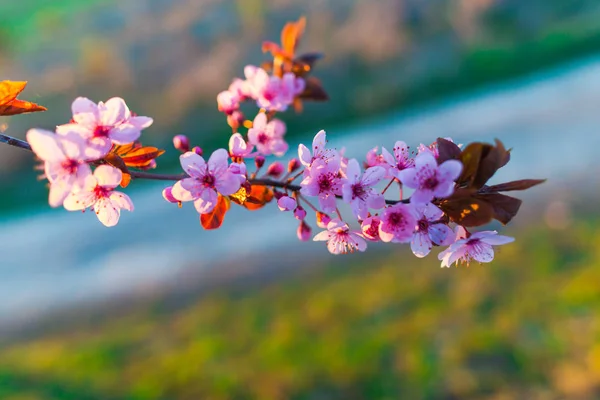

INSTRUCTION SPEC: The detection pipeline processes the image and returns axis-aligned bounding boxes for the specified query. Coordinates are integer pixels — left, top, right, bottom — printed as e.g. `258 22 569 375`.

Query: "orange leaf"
0 81 47 116
120 173 132 188
113 144 165 169
103 153 129 174
201 195 231 230
281 16 305 56
243 185 274 211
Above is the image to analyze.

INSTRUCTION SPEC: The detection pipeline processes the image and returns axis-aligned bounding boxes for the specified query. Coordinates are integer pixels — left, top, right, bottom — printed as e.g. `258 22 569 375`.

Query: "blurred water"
1 57 600 324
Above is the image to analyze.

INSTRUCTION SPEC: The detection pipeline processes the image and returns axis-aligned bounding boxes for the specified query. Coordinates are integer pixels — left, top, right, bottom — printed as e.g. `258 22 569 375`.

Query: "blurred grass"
0 212 598 399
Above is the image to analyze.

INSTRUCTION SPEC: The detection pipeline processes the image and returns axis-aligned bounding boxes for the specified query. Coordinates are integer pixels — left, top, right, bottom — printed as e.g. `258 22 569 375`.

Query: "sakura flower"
63 165 133 227
171 149 241 214
244 66 305 112
382 141 415 180
26 128 92 207
313 219 367 255
229 162 247 185
341 159 386 220
300 158 343 213
438 228 515 267
365 146 389 170
298 130 339 169
379 203 418 243
57 97 153 159
397 152 463 205
361 216 382 241
411 203 454 258
247 112 288 156
277 195 297 211
229 133 255 159
217 90 240 114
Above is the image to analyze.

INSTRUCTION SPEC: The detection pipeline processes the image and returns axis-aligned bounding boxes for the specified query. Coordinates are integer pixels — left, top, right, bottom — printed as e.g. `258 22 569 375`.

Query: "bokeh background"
1 1 600 399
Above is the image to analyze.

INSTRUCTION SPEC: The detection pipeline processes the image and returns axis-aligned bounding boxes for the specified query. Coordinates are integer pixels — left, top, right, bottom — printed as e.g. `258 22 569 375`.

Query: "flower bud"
277 195 297 212
162 186 178 203
294 205 306 220
297 221 311 242
267 161 284 177
287 158 301 173
255 155 266 169
173 135 190 153
227 110 245 129
316 211 331 228
192 146 203 156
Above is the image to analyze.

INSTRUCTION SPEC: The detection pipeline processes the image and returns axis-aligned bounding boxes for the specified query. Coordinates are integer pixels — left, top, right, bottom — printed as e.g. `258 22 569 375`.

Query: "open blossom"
63 165 133 227
57 97 153 159
361 216 381 241
411 203 454 258
438 227 515 267
171 149 241 214
244 65 305 112
365 146 389 170
382 141 414 180
247 112 288 156
398 152 463 205
26 128 92 207
342 159 386 220
298 130 339 169
379 203 418 243
300 158 343 213
313 219 367 254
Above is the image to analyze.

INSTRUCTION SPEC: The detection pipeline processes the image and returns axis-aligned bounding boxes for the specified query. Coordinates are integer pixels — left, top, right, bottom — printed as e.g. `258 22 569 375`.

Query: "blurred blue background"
0 1 599 399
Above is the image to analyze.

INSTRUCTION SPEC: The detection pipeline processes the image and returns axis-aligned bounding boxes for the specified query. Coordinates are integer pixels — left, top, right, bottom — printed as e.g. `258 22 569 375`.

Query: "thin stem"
297 193 320 212
335 208 343 220
381 178 396 194
0 134 32 151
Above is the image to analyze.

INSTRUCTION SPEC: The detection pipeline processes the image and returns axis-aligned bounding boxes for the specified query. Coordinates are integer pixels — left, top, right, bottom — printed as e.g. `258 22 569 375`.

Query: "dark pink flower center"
364 220 380 239
202 174 216 188
318 173 337 193
389 212 406 228
93 125 111 138
93 185 109 199
61 159 79 174
417 219 429 232
257 132 269 144
423 176 439 190
351 183 366 200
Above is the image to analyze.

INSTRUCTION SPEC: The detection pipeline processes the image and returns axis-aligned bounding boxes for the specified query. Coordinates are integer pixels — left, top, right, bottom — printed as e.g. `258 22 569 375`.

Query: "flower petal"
48 183 71 208
429 223 454 246
471 242 494 263
411 231 433 258
362 166 385 186
207 148 230 177
215 172 241 196
396 167 418 187
171 178 202 201
100 97 128 126
193 189 218 214
94 197 121 227
298 144 312 166
94 165 122 188
312 230 332 242
312 130 326 153
129 116 153 129
26 129 65 162
109 124 141 145
438 159 463 182
109 191 134 211
180 152 207 177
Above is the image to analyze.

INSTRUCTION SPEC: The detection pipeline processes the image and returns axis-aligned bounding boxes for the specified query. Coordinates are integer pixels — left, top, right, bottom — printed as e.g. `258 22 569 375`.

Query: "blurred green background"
0 0 599 399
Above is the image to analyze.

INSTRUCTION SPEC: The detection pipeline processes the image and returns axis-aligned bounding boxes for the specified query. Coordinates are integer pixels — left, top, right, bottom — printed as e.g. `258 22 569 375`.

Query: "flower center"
61 159 79 174
417 219 429 232
202 174 216 188
423 176 439 189
93 125 111 138
257 132 269 144
351 183 366 200
93 185 109 199
389 212 405 228
318 173 336 193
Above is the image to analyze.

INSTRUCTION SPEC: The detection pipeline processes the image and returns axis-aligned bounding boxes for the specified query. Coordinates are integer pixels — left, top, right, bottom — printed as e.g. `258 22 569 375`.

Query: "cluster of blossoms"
9 16 542 267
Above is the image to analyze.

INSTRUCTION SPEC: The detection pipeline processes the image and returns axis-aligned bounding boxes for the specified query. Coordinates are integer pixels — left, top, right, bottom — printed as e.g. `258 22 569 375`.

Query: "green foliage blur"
0 210 597 399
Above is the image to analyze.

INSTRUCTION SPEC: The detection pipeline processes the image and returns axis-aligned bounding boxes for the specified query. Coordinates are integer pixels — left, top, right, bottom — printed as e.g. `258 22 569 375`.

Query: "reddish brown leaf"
438 189 495 227
475 193 522 225
457 140 511 189
201 195 230 230
299 76 328 101
242 185 274 211
103 153 129 174
0 81 47 116
485 179 546 193
120 173 132 188
436 137 461 163
113 144 165 169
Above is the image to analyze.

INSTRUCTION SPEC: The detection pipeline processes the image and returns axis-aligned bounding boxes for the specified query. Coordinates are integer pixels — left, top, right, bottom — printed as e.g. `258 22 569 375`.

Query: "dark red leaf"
485 179 546 193
475 193 522 225
436 137 461 163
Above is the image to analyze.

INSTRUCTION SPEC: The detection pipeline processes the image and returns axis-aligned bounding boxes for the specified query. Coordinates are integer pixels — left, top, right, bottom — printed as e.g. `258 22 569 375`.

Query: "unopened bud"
267 161 284 177
277 195 297 211
255 155 266 169
316 211 331 228
294 205 306 220
162 186 178 203
287 158 301 173
173 134 190 153
273 190 283 200
227 110 245 129
297 221 312 242
192 146 203 156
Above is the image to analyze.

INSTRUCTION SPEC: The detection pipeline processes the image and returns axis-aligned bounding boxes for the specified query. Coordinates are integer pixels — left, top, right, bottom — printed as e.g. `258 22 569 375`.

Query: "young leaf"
238 185 274 211
436 137 461 163
475 193 522 225
201 195 231 230
103 153 129 174
0 81 47 116
438 193 495 227
485 179 546 193
113 144 165 169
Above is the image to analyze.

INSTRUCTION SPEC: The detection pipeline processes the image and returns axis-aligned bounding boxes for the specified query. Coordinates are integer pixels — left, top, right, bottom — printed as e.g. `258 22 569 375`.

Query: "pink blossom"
411 203 454 258
397 152 463 205
26 128 92 207
63 165 133 227
382 141 415 180
298 130 339 169
229 133 255 158
438 228 515 267
300 159 343 213
228 162 247 185
162 186 178 203
379 203 418 243
217 90 240 114
277 195 297 211
297 221 311 242
247 112 288 156
341 159 386 220
313 219 367 255
171 149 241 214
244 66 305 112
365 146 389 170
57 97 153 159
361 216 382 241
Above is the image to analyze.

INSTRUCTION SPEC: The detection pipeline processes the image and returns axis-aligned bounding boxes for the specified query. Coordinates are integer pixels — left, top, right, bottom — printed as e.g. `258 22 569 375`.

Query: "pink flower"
313 219 367 255
298 130 339 169
341 159 386 220
247 112 288 156
382 141 414 180
361 216 382 241
397 152 463 205
300 159 343 213
162 186 178 203
411 203 454 258
26 128 92 207
63 165 133 227
171 149 241 214
228 162 247 185
244 66 305 112
379 203 418 243
229 133 255 159
57 97 153 159
438 228 515 267
277 195 297 211
365 146 389 170
217 90 240 114
297 221 312 242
